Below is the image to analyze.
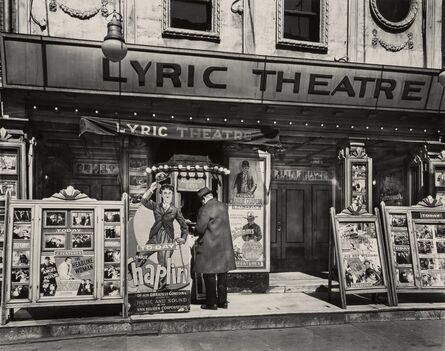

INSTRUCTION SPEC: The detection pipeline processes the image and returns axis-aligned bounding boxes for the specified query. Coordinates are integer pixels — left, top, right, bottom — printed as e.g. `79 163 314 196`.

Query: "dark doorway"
270 182 331 273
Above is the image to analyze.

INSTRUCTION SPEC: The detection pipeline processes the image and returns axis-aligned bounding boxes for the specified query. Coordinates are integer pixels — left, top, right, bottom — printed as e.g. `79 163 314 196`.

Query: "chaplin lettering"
103 59 427 101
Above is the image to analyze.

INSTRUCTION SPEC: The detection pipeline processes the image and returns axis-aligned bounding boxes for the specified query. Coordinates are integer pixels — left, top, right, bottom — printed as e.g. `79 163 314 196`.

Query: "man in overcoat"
195 187 236 310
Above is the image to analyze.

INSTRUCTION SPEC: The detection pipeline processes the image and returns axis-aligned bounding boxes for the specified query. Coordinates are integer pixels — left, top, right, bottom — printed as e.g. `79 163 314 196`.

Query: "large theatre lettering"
103 58 427 101
1 34 442 111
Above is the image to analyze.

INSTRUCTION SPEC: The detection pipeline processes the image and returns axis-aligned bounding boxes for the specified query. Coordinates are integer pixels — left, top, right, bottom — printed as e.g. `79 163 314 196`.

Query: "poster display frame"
329 207 393 309
227 152 271 273
381 197 445 305
0 139 27 322
0 188 128 324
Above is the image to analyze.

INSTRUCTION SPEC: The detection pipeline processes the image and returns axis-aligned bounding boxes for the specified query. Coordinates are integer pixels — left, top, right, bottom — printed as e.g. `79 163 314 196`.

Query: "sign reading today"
1 34 443 112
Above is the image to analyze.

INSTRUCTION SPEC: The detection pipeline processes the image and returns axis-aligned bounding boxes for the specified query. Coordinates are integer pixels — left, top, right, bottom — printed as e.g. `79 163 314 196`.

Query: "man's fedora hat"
197 187 212 199
244 211 257 220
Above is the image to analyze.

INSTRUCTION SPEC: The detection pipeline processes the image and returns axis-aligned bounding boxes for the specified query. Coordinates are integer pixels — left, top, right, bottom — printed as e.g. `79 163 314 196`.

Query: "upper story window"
277 0 328 51
163 0 220 42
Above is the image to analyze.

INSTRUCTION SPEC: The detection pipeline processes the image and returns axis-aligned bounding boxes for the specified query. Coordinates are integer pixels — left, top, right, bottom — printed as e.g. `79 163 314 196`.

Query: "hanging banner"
80 116 280 145
127 205 192 314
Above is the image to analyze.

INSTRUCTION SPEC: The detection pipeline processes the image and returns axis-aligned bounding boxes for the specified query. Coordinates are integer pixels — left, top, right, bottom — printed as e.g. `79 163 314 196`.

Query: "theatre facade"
0 0 444 292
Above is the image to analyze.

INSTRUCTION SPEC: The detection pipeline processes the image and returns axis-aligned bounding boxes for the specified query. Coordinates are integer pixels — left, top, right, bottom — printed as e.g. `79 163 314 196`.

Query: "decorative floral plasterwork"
372 29 413 52
0 127 12 141
417 195 443 208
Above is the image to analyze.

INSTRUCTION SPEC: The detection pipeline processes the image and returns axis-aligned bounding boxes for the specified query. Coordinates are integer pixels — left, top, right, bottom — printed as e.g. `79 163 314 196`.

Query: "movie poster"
228 158 264 208
127 205 192 314
228 157 266 271
338 221 385 289
40 252 95 298
229 207 265 269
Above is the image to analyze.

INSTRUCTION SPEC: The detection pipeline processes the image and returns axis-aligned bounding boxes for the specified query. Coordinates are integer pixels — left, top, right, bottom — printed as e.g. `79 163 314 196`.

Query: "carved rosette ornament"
47 186 94 201
416 195 444 208
0 127 12 141
341 205 368 216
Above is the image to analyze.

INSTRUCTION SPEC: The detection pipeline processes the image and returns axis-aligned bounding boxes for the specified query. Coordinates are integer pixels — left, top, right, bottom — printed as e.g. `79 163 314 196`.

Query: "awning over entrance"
80 116 281 146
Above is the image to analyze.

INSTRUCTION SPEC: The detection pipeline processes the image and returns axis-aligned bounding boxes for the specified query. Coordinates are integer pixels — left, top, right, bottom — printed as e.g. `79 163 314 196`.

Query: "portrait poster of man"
338 222 384 289
40 254 95 298
229 207 265 269
126 204 192 314
228 157 264 207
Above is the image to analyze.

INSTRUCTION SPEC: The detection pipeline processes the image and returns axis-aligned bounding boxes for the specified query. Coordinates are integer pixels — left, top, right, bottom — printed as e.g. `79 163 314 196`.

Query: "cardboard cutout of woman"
140 179 189 271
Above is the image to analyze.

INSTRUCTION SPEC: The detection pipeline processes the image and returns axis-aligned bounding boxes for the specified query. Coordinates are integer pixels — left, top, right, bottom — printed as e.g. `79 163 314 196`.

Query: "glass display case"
1 187 128 324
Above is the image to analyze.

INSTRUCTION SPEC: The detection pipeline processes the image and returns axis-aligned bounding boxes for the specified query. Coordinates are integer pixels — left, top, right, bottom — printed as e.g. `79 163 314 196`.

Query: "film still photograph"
422 272 445 287
44 234 66 249
105 249 121 263
105 226 121 239
14 209 31 222
390 214 408 227
13 224 31 240
393 231 410 246
104 281 120 297
12 250 30 266
396 267 414 284
0 152 17 174
395 250 412 265
351 164 366 178
71 211 93 227
414 224 435 239
11 285 29 299
419 258 434 270
437 241 445 254
44 210 67 227
11 268 30 283
72 233 93 249
417 240 434 255
104 265 121 279
436 225 445 238
104 211 120 223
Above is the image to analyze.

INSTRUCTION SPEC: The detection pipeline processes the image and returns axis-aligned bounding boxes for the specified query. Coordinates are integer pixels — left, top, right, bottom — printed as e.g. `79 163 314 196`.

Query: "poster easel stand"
328 206 394 309
380 196 445 306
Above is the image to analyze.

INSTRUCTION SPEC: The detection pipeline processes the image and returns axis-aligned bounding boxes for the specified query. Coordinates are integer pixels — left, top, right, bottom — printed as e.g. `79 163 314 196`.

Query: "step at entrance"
268 272 331 293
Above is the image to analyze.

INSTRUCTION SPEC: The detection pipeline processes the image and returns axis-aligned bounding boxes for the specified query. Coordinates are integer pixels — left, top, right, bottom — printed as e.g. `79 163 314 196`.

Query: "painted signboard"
1 34 443 113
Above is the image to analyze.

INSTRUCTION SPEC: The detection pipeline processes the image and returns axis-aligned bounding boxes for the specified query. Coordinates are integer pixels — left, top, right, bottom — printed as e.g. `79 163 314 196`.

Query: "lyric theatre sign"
1 34 443 112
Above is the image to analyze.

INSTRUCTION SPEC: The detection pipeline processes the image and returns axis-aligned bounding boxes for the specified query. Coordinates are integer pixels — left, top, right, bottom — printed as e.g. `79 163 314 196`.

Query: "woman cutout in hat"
140 177 189 276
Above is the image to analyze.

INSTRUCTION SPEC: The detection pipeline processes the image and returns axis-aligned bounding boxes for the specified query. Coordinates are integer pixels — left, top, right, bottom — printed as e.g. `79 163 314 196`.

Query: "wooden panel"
312 186 331 244
101 185 121 201
285 189 304 243
270 188 278 244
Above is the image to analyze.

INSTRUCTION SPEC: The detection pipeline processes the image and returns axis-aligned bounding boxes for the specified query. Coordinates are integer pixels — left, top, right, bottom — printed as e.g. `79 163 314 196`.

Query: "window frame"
276 0 328 51
162 0 221 42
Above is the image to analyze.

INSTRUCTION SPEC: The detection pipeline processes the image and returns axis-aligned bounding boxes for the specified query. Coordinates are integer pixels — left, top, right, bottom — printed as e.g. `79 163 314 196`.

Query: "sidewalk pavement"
1 291 445 345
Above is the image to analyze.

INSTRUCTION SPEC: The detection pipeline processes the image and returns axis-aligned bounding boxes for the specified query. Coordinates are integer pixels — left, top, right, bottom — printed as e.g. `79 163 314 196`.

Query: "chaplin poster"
228 158 264 208
127 204 192 314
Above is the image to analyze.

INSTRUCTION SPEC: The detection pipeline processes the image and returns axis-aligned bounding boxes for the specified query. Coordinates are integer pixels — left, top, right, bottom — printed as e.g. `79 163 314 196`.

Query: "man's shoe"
217 302 228 309
200 304 218 310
